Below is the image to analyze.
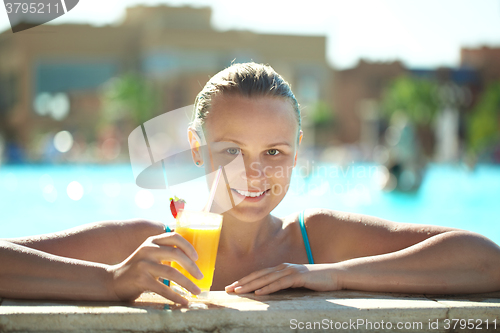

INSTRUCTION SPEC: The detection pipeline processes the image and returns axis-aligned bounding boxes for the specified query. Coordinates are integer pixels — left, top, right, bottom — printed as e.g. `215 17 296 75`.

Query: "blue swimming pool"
0 163 499 245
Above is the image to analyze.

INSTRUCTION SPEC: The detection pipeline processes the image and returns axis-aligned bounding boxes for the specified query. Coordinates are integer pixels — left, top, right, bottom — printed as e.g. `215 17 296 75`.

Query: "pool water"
0 163 499 245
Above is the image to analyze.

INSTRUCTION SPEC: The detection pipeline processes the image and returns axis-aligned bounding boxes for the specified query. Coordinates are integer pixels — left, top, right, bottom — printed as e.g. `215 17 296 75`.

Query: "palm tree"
381 75 440 157
100 72 158 126
381 75 440 126
467 81 500 161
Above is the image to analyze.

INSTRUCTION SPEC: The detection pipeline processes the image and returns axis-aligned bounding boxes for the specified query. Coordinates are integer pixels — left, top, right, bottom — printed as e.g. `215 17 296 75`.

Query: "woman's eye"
267 149 280 156
226 148 241 155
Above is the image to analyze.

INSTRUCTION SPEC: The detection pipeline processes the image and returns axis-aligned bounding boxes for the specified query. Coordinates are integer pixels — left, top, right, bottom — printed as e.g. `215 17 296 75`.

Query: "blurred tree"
381 75 441 157
100 72 159 126
310 100 335 127
309 100 336 148
381 75 440 126
467 81 500 157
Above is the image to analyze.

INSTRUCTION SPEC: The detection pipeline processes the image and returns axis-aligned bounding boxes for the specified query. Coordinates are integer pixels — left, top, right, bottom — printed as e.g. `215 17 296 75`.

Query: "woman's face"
195 94 302 222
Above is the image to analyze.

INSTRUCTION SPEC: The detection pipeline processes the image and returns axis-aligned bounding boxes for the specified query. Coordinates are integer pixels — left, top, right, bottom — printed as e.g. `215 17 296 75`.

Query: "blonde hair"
191 62 301 141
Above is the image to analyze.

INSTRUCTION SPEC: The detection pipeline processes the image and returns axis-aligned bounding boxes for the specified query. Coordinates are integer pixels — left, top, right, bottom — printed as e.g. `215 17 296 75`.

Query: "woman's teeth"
233 189 266 197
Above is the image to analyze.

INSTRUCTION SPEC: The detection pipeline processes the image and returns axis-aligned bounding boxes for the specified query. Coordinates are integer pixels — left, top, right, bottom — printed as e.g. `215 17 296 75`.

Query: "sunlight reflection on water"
0 163 498 245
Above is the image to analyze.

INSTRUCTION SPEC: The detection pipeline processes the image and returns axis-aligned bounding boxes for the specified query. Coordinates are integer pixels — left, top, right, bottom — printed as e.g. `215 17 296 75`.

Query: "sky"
1 0 500 69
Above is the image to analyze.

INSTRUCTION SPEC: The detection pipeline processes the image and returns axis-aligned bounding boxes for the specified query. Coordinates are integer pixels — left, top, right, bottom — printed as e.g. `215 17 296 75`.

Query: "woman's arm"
334 230 500 294
305 208 463 263
226 210 500 295
0 240 114 301
6 219 165 264
0 232 203 305
226 230 500 295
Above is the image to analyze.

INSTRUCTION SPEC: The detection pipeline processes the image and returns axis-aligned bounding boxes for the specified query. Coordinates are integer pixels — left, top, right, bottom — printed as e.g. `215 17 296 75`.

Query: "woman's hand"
225 263 341 295
108 232 203 305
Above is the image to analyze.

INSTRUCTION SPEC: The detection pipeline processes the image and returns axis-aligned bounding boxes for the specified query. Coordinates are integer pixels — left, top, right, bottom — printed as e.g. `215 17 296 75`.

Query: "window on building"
34 60 118 95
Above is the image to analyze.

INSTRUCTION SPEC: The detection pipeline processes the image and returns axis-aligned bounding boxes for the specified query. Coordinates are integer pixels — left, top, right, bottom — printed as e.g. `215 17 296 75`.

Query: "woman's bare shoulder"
303 208 461 236
277 209 345 263
279 208 347 230
291 208 464 262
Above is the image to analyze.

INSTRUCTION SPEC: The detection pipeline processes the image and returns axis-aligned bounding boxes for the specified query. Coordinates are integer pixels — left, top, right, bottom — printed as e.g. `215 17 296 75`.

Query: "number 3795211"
5 2 61 14
444 318 497 330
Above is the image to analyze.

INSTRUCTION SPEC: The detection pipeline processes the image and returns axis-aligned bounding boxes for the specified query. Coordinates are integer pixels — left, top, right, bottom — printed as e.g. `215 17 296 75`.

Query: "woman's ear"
187 126 204 167
293 130 303 167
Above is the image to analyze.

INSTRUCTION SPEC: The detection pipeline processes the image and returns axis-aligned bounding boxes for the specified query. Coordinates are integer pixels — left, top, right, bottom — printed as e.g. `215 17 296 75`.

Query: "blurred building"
460 46 500 163
461 46 500 84
332 59 407 155
0 4 333 162
332 58 481 162
410 67 479 162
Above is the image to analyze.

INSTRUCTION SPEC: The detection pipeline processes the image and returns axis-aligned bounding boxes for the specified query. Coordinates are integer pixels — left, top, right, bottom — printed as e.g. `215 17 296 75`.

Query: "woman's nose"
241 157 267 182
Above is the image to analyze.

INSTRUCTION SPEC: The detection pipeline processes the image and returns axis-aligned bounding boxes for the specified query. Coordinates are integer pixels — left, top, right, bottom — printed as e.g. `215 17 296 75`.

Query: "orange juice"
169 210 223 294
171 225 221 291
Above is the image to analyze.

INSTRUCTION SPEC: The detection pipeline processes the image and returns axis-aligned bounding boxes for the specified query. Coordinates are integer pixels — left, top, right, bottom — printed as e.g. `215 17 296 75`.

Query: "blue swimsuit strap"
299 210 315 264
163 225 172 286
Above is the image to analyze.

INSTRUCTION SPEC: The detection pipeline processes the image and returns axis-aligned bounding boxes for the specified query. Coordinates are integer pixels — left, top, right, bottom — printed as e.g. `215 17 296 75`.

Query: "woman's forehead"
204 95 298 143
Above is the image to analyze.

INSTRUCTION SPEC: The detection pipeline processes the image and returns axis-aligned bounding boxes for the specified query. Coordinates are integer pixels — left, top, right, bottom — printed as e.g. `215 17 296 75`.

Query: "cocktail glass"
169 209 223 299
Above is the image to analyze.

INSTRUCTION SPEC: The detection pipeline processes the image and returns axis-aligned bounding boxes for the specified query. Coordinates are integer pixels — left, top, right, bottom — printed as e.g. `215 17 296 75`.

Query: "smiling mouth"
231 188 270 198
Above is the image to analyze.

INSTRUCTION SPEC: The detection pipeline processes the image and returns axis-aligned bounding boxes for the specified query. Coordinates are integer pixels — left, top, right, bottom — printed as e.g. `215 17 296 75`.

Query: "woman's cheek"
269 163 294 183
269 182 291 198
275 164 294 197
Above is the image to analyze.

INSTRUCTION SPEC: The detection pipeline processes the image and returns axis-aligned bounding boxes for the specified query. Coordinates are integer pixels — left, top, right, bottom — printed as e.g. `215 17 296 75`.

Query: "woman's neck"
218 212 282 257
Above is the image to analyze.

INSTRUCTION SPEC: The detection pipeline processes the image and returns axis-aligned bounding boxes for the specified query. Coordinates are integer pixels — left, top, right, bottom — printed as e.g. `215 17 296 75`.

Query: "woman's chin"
223 205 272 223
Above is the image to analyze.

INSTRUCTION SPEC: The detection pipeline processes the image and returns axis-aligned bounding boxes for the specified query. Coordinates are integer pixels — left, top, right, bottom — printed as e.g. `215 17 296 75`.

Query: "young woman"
186 62 500 296
1 63 499 306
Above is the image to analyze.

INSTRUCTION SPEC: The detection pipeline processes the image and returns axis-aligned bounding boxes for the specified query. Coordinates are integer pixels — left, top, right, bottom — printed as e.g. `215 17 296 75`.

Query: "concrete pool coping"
1 290 500 332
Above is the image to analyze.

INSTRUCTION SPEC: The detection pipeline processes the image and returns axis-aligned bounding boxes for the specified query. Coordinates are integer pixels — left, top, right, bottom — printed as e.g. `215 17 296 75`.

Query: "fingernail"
255 288 262 294
225 284 234 290
234 286 243 293
196 270 204 280
227 281 239 288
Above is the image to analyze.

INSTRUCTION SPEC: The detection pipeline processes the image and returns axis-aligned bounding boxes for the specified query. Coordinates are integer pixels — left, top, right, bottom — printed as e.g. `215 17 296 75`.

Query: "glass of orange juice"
168 209 223 298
